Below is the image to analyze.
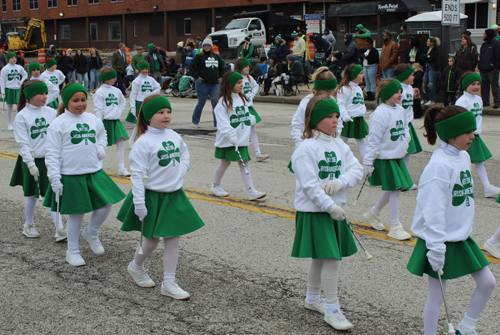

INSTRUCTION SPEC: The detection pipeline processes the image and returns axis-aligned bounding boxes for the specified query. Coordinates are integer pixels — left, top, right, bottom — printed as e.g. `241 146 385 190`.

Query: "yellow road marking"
1 149 498 263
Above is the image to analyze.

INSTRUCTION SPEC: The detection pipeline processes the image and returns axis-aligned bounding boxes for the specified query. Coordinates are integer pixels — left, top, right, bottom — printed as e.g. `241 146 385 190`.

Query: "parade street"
0 96 499 334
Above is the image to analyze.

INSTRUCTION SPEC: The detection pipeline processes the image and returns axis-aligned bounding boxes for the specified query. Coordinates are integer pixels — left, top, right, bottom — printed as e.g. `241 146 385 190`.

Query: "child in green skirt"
291 95 362 331
43 83 126 267
10 80 65 241
0 52 28 130
117 95 204 300
210 71 265 200
28 62 60 108
39 58 65 108
407 105 495 335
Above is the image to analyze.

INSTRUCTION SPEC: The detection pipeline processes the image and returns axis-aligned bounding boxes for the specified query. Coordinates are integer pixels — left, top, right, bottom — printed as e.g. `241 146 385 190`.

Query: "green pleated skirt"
103 119 129 146
287 160 294 173
407 237 489 280
47 98 59 109
5 88 20 105
214 146 251 162
291 211 358 260
118 188 205 239
369 158 413 191
407 122 423 155
467 134 492 163
125 101 143 124
9 155 49 198
340 116 369 139
248 106 262 123
42 169 126 214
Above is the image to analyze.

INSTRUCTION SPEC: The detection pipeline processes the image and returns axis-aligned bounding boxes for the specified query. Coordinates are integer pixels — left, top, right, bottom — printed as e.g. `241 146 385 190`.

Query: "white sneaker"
23 224 40 238
55 228 67 242
424 100 435 106
363 212 385 231
7 124 13 131
211 184 229 197
304 298 326 315
410 184 418 190
127 262 155 288
161 280 190 300
81 228 105 255
458 323 478 335
118 168 131 177
66 250 86 267
484 185 500 198
388 223 412 240
483 241 500 259
128 140 134 149
165 89 172 94
324 309 353 330
256 152 270 162
248 189 266 201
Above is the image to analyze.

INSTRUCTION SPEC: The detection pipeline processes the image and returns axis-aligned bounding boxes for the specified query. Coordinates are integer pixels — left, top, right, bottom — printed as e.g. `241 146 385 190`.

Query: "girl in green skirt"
362 79 413 240
210 71 266 200
407 105 495 335
43 84 126 267
455 72 500 199
10 80 65 241
0 52 28 130
291 95 362 331
92 67 130 176
117 95 204 300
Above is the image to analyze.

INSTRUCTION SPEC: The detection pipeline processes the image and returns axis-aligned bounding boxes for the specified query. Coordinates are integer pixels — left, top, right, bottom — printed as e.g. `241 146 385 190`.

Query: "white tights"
66 204 112 251
116 138 125 170
250 125 261 155
403 154 411 169
7 104 13 127
423 267 496 335
307 258 340 304
474 162 489 185
132 236 181 281
24 196 63 232
129 126 138 143
340 137 367 159
213 159 253 190
370 190 401 227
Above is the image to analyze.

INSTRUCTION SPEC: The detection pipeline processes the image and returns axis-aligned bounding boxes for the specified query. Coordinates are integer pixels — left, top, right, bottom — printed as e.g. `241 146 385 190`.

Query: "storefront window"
109 22 121 41
465 3 488 29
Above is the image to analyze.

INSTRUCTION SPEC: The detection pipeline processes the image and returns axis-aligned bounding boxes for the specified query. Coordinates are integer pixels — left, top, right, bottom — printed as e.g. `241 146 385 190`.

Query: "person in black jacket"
478 29 500 108
361 37 379 101
309 34 331 61
420 36 440 105
274 35 288 63
56 49 74 85
73 49 89 90
261 55 283 96
412 63 424 118
405 36 424 67
440 56 461 106
335 34 359 76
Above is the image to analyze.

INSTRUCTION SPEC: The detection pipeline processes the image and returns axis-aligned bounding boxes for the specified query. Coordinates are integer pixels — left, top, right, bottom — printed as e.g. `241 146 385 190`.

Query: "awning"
328 2 379 17
375 0 433 13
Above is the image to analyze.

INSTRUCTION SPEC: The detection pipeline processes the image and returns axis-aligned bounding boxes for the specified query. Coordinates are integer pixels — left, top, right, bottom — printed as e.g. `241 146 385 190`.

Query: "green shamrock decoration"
390 120 405 141
352 92 364 105
229 106 251 129
318 151 342 180
157 141 180 167
471 102 482 118
141 81 153 92
402 93 413 109
243 82 252 94
49 75 58 86
105 93 118 106
7 69 21 81
30 118 48 139
452 170 474 207
70 123 96 145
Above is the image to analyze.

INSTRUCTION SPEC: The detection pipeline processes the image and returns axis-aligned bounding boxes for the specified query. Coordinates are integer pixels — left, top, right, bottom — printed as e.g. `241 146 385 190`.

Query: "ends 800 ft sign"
442 0 460 25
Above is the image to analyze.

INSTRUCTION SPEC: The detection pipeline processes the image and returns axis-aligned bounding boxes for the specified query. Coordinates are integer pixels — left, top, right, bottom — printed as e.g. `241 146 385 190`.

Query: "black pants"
264 77 276 93
115 71 126 95
480 69 500 106
443 91 457 107
413 99 423 119
124 75 134 89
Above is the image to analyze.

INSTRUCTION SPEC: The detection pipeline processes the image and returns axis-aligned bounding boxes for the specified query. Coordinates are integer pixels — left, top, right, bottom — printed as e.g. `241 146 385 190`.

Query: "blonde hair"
302 95 338 139
310 67 335 95
99 66 115 75
413 63 423 72
376 78 398 104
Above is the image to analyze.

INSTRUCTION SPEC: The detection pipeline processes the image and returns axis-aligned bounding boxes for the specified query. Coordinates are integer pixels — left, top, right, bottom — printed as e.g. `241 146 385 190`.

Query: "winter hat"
7 52 16 61
485 29 495 41
62 83 87 108
325 28 330 34
448 57 456 64
23 81 48 100
310 99 340 128
28 62 42 74
291 31 299 38
287 54 296 61
275 34 282 41
202 36 213 47
138 61 150 71
142 96 172 122
356 24 365 32
187 42 194 48
245 36 251 42
177 41 184 48
270 45 276 50
136 46 144 50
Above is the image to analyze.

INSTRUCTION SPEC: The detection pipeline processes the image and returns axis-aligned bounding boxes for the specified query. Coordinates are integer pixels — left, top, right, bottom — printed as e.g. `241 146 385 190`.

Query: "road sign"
303 14 325 21
442 0 460 26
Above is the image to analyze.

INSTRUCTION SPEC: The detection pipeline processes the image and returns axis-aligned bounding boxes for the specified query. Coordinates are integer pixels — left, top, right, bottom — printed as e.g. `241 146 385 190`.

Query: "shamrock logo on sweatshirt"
318 151 342 180
390 120 405 141
471 102 482 118
141 81 153 92
205 57 219 68
352 92 364 105
452 170 474 207
49 75 58 86
7 69 21 81
105 93 118 106
243 81 252 95
30 118 48 139
157 141 180 167
230 106 251 129
70 123 96 145
402 93 413 109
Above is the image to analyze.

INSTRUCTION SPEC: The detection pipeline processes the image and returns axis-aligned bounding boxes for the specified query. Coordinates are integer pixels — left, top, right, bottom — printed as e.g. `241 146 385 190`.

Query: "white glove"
17 80 22 86
181 164 188 178
427 250 445 275
51 180 63 197
329 204 346 221
322 180 343 195
363 165 374 177
28 165 39 182
229 135 238 146
134 206 148 221
196 77 204 84
217 78 222 85
97 145 106 160
342 114 353 122
2 94 5 100
250 115 257 126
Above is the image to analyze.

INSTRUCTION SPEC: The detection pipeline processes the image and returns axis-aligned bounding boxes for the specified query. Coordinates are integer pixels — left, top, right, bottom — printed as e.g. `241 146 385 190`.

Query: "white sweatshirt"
45 110 107 182
337 82 366 120
242 74 259 107
30 75 60 105
130 74 161 112
364 103 410 165
455 92 482 135
290 93 342 148
0 63 28 93
40 69 66 87
292 131 363 212
129 127 189 208
399 83 414 124
13 103 57 167
411 141 474 254
214 93 256 148
93 84 127 120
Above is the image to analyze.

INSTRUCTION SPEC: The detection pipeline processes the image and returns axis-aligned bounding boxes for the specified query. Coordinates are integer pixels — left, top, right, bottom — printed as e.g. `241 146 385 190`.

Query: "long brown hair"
234 58 252 83
423 105 468 145
302 95 337 139
218 71 249 112
336 64 358 94
17 80 43 111
135 94 161 140
310 66 335 96
393 63 411 79
457 70 476 99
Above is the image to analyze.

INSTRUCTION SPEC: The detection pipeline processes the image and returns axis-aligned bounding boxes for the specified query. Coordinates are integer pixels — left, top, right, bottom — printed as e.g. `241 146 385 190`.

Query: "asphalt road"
0 92 499 334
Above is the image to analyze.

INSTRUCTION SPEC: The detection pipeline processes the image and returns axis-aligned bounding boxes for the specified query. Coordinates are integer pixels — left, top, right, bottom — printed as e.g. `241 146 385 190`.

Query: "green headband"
240 59 250 70
462 73 481 91
435 111 476 142
380 80 402 102
23 81 48 100
230 72 243 88
138 62 150 71
350 65 363 81
314 78 337 91
99 69 117 82
7 53 16 61
46 59 57 68
141 96 172 122
395 66 414 82
28 62 42 74
310 99 340 128
61 84 87 108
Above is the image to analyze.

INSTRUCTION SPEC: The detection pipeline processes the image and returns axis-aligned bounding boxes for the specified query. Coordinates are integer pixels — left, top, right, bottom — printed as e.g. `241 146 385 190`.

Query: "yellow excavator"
7 18 46 51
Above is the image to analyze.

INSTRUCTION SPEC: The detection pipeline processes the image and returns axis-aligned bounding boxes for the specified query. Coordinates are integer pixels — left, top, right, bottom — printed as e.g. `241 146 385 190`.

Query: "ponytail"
423 105 468 145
